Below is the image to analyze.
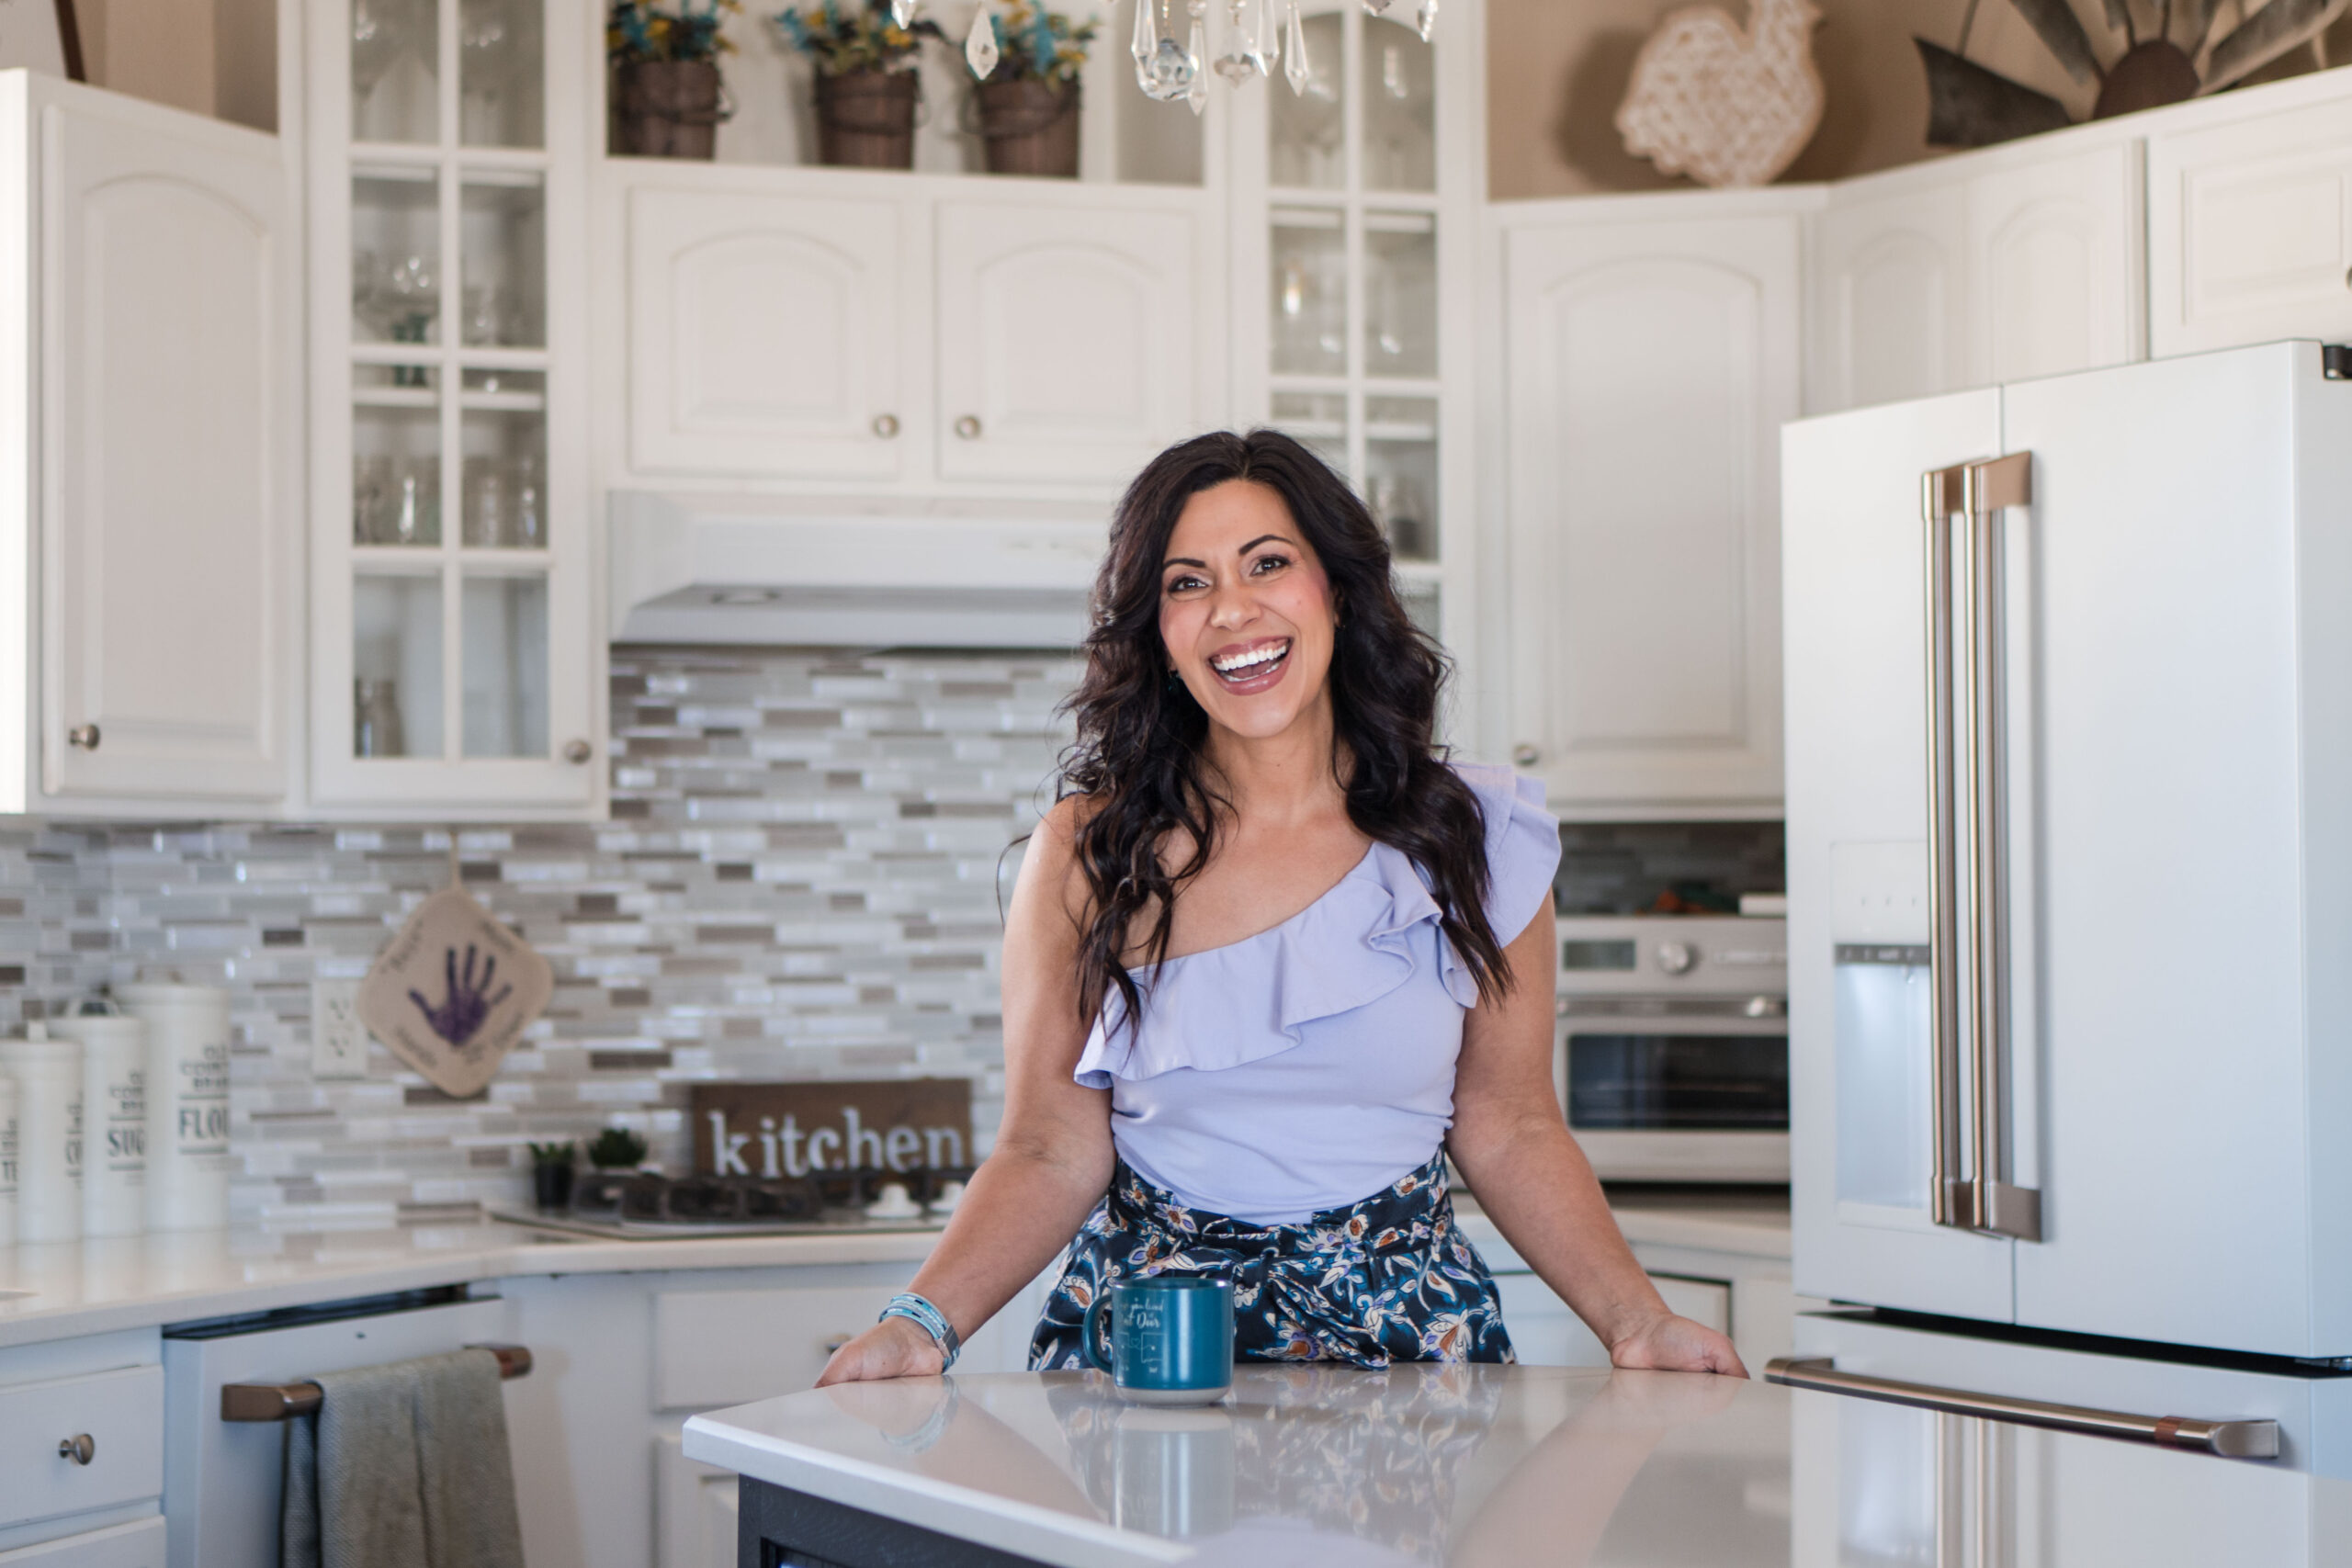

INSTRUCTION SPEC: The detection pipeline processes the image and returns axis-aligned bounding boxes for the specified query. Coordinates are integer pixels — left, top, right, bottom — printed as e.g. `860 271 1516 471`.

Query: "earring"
1164 669 1183 693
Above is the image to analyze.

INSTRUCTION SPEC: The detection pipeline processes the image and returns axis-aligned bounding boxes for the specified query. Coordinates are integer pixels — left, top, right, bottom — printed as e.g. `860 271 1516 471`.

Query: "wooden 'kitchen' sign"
690 1079 973 1179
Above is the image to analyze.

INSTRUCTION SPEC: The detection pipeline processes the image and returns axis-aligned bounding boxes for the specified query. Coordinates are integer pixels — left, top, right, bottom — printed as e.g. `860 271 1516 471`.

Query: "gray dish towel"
281 1348 526 1568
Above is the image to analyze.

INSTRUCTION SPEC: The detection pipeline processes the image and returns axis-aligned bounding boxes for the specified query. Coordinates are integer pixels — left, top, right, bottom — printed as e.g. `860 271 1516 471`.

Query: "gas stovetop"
494 1165 967 1241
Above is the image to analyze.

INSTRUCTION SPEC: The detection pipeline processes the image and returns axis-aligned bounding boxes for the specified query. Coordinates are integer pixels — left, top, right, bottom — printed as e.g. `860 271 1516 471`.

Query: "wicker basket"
973 78 1080 178
612 61 727 160
815 71 921 169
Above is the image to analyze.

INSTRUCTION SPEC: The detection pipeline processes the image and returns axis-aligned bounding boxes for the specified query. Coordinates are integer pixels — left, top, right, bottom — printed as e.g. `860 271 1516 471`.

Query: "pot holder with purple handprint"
355 885 554 1099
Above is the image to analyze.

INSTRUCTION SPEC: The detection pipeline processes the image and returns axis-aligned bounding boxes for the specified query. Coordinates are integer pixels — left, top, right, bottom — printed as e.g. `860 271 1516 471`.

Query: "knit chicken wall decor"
356 885 554 1099
1616 0 1824 188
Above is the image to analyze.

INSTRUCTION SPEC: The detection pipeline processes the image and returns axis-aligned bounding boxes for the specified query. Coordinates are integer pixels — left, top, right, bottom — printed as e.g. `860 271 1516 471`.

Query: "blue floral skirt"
1029 1152 1515 1369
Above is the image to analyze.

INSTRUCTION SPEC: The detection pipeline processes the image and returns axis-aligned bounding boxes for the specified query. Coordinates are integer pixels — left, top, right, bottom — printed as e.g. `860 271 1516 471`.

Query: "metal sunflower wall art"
1919 0 2350 147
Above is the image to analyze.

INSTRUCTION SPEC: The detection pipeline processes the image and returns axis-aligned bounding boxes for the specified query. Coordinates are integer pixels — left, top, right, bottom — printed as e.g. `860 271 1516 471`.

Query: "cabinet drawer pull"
563 739 594 765
872 413 900 439
1510 743 1539 767
67 724 99 750
57 1433 94 1465
954 415 982 440
821 1334 854 1354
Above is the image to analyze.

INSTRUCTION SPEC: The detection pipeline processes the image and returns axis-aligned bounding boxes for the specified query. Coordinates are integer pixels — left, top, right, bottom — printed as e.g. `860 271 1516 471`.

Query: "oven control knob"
1656 941 1697 976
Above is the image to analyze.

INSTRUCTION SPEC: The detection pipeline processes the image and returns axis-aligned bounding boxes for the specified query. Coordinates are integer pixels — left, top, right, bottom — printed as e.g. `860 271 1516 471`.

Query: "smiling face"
1159 479 1340 744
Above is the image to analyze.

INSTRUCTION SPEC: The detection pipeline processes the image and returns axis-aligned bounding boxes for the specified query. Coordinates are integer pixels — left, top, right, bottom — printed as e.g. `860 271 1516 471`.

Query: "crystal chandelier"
1131 0 1437 115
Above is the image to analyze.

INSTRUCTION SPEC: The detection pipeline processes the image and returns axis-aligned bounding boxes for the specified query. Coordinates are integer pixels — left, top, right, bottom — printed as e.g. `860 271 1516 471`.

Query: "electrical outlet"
311 978 369 1078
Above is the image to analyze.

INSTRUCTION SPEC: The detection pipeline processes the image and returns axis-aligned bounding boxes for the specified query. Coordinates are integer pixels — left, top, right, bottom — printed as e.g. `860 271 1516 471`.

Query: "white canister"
0 1036 82 1243
50 1016 147 1239
119 984 232 1232
0 1074 17 1247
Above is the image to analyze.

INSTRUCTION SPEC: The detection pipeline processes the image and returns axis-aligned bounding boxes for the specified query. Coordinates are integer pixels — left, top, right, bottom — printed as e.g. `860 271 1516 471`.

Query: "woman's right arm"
816 798 1114 1385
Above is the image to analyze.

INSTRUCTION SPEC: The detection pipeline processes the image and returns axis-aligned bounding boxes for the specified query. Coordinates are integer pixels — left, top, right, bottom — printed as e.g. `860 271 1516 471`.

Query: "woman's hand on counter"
816 1315 945 1386
1603 1310 1748 1378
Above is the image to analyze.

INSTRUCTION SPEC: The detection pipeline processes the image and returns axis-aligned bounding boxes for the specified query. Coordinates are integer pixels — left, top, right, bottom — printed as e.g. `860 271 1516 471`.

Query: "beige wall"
1487 0 2352 200
74 0 276 130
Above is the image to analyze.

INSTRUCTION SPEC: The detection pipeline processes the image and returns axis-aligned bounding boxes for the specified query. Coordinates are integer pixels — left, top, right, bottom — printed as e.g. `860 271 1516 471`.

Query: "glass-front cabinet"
1228 0 1477 684
310 0 598 814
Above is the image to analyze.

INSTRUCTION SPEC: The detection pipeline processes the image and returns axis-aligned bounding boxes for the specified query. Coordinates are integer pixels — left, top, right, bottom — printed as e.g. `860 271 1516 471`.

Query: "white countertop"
0 1191 1788 1351
0 1219 947 1349
683 1364 2349 1567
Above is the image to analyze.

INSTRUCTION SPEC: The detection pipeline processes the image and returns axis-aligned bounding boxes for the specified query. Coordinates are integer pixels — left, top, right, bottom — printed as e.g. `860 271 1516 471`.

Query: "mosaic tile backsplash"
0 645 1787 1231
0 649 1079 1230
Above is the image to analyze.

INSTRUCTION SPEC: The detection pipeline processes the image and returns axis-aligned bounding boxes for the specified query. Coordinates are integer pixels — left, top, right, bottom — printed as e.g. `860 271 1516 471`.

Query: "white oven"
1555 915 1788 1183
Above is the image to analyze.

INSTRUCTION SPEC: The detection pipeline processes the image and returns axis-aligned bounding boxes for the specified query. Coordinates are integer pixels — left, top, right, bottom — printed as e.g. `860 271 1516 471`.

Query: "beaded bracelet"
880 1292 962 1371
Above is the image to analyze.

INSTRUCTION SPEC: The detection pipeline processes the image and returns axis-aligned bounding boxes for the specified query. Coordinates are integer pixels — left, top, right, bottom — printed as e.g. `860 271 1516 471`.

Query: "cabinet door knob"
58 1433 95 1465
562 739 594 766
871 412 900 439
822 1334 854 1355
67 724 100 750
954 415 982 440
1510 743 1540 767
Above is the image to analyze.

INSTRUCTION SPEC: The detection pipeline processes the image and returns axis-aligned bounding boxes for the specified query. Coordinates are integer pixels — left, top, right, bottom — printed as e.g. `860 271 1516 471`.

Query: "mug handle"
1081 1294 1114 1373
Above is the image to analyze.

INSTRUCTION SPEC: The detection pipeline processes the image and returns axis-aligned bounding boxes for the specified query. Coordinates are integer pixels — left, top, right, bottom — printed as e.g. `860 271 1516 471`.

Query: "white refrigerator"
1778 340 2352 1473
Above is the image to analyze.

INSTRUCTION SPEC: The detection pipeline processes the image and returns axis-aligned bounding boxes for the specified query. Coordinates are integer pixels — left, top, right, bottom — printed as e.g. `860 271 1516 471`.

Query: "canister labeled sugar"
51 1015 148 1239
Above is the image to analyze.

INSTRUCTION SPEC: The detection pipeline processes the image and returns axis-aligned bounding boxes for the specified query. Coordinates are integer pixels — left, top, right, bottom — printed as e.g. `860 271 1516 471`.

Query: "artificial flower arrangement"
607 0 744 64
773 0 944 75
972 0 1097 84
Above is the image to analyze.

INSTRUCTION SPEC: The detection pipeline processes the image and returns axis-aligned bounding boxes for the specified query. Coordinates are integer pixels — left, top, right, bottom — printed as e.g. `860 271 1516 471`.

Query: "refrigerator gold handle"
1963 453 2041 1242
1921 464 1969 1230
1766 1358 2278 1460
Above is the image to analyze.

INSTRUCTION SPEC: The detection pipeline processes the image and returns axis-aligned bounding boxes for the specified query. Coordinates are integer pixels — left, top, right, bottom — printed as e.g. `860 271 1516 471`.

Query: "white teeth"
1212 642 1288 675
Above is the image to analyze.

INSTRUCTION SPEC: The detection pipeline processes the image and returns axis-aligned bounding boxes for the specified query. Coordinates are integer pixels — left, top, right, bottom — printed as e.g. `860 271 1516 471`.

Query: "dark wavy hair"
1059 429 1515 1036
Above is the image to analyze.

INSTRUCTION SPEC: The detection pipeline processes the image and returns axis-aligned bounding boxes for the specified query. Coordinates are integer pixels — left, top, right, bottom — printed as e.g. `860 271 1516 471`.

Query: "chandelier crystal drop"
1282 0 1309 95
964 1 999 77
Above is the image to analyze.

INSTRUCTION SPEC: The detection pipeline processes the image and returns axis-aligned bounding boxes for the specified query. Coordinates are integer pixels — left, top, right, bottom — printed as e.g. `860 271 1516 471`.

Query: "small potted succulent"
774 0 944 170
526 1140 576 1211
587 1125 651 1170
967 0 1096 178
608 0 743 159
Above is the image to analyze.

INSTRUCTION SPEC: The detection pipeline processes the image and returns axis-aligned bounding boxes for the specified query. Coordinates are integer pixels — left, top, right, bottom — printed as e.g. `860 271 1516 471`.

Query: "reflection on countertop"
685 1363 2352 1567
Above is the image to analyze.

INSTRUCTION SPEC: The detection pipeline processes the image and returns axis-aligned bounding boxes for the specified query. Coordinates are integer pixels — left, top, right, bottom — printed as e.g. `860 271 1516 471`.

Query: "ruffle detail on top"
1071 763 1562 1089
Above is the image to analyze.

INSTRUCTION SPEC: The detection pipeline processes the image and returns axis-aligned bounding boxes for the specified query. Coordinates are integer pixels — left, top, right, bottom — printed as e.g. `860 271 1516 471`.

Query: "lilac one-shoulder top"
1072 763 1561 1224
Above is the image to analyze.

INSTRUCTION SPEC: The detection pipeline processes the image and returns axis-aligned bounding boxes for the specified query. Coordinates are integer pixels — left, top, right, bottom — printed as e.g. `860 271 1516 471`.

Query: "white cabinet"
1496 193 1806 816
654 1436 737 1568
0 73 296 816
1495 1269 1731 1368
605 165 1218 501
2148 85 2352 357
935 199 1196 488
627 180 910 481
1808 136 2142 414
0 1520 164 1568
306 0 604 818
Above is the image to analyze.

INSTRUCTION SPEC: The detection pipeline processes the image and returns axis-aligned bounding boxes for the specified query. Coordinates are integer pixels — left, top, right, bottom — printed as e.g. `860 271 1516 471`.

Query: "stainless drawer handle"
1764 1357 2279 1460
954 415 982 440
563 739 593 765
1510 743 1539 767
67 724 99 750
872 412 900 439
58 1433 94 1465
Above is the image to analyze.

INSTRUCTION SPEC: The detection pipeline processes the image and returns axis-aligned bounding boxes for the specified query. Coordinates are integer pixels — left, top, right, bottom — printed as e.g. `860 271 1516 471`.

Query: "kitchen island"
683 1362 2350 1567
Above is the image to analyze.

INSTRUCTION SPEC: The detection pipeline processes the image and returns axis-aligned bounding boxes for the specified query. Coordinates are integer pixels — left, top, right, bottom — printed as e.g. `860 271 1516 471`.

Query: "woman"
820 431 1745 1382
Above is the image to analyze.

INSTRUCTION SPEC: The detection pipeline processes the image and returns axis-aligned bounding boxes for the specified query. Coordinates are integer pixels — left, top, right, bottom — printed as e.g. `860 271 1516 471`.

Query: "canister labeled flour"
119 984 232 1232
0 1035 83 1242
0 1075 17 1246
50 1015 147 1239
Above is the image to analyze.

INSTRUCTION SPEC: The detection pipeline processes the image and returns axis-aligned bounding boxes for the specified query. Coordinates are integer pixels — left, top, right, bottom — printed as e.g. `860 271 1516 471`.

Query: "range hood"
608 491 1106 648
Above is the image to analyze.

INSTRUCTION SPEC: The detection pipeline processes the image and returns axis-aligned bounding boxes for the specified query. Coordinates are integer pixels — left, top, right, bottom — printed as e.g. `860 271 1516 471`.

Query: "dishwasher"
160 1286 519 1568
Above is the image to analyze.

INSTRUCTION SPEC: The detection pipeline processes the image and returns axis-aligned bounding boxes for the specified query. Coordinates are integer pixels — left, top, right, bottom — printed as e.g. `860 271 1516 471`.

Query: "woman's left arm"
1447 904 1748 1376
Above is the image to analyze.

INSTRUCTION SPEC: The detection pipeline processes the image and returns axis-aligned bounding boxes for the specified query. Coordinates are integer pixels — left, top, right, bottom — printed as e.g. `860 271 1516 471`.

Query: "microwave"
1555 915 1788 1183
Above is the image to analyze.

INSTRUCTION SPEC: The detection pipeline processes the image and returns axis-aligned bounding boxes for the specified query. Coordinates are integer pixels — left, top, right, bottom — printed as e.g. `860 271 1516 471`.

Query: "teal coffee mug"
1083 1276 1235 1405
